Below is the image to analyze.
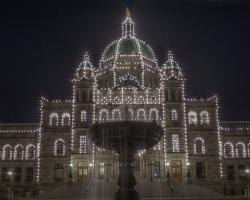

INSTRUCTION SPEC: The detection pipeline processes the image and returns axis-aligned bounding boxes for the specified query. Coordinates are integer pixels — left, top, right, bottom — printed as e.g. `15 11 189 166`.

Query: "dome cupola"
162 50 183 81
73 51 94 82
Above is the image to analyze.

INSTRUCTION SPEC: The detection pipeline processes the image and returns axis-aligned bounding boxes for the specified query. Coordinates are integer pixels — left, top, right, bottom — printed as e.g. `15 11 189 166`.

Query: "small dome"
102 37 155 61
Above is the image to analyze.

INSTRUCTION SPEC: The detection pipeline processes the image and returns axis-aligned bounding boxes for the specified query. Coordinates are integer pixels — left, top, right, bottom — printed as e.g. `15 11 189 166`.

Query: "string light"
13 144 24 160
2 144 12 160
194 137 205 154
25 144 36 160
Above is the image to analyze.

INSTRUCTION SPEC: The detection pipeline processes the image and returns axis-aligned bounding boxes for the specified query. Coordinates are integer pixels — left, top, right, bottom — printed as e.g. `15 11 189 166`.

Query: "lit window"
2 144 12 160
81 110 87 122
61 113 70 126
194 137 205 154
112 109 122 120
25 144 36 160
49 113 59 126
149 108 159 121
14 144 24 160
137 109 146 121
99 109 109 121
188 111 197 124
235 142 246 158
171 109 178 121
200 111 209 124
54 139 66 156
172 134 179 153
224 142 234 158
80 135 87 154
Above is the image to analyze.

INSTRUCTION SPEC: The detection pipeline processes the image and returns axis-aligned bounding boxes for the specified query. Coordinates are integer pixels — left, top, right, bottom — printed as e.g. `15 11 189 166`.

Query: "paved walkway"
32 178 244 200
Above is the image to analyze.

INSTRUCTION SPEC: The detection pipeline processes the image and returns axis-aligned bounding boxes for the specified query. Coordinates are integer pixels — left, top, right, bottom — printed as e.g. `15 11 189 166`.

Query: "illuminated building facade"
0 11 249 195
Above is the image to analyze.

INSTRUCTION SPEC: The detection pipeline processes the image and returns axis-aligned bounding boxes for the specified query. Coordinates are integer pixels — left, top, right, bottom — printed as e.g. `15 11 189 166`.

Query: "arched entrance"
171 160 182 183
78 162 88 182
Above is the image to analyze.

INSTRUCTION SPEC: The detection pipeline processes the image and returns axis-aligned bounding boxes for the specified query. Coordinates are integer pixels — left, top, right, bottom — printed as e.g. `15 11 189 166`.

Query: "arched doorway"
171 160 182 183
78 162 88 182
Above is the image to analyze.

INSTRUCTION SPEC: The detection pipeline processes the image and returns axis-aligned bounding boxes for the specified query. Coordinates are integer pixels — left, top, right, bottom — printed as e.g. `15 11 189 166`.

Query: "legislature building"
0 10 249 195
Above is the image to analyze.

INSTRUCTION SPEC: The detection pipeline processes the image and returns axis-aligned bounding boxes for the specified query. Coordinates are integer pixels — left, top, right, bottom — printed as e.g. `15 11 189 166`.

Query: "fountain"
89 119 163 200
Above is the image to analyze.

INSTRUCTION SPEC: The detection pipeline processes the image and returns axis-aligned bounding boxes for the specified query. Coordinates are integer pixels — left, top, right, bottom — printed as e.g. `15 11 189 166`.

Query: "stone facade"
0 12 249 195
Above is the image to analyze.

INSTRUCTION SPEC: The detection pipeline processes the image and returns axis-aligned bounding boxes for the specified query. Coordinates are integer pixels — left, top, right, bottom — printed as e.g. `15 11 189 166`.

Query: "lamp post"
8 171 13 200
186 162 192 184
246 169 250 199
69 163 73 184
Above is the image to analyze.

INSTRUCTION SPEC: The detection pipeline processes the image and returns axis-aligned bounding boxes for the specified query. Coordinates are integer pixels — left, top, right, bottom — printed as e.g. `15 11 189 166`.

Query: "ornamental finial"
83 51 90 62
167 50 175 66
126 7 131 17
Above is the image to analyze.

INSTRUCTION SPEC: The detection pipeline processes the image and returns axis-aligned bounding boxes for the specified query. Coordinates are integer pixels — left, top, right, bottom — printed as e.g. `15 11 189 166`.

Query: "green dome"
102 37 155 61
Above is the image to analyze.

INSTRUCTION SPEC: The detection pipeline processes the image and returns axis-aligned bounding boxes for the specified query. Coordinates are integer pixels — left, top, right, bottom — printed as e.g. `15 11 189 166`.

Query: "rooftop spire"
122 8 135 37
126 7 131 17
167 50 175 66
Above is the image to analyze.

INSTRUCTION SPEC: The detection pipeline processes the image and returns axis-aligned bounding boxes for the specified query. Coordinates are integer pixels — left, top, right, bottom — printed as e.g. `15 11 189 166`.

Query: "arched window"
126 96 133 104
194 137 205 154
235 142 246 158
25 144 36 160
49 113 59 126
2 144 12 160
61 113 70 126
171 109 178 121
224 142 234 158
113 96 120 104
54 139 66 156
99 109 109 121
14 144 24 160
81 110 87 122
137 96 144 104
188 111 197 124
112 109 122 121
200 111 209 124
137 109 146 121
149 108 159 121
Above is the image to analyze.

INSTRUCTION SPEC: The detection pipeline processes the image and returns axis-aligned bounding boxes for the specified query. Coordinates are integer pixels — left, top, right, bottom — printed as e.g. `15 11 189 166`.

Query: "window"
235 142 246 158
172 134 179 153
137 109 146 121
196 162 205 179
226 165 235 181
112 109 122 120
14 144 24 160
61 113 70 126
2 144 12 160
25 144 36 160
171 109 178 121
54 163 64 182
149 108 159 121
54 139 66 156
200 111 209 124
99 162 105 178
49 113 59 126
188 111 197 124
99 109 109 121
238 165 246 181
194 137 205 154
25 167 34 182
81 110 87 122
1 167 8 182
80 135 87 154
14 167 22 183
224 142 234 158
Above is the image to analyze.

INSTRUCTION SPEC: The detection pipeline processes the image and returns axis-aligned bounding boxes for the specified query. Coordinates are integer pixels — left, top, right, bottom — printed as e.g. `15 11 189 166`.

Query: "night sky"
0 0 250 123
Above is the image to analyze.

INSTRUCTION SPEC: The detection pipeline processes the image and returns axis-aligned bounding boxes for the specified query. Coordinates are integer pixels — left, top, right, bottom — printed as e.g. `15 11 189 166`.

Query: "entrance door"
171 160 182 183
78 162 88 182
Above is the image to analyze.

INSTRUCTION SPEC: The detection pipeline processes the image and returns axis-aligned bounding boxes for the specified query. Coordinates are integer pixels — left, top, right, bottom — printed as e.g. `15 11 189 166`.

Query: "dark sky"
0 0 250 123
